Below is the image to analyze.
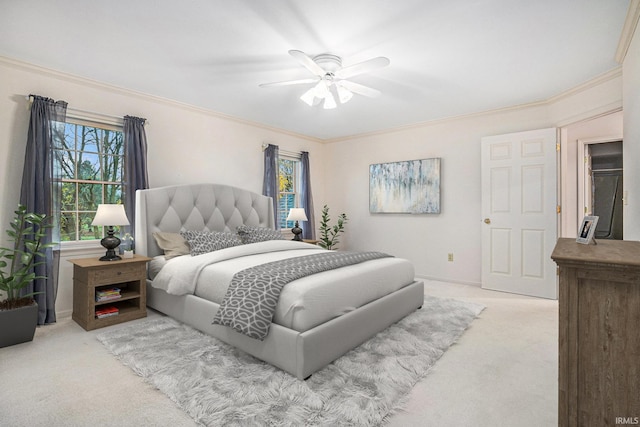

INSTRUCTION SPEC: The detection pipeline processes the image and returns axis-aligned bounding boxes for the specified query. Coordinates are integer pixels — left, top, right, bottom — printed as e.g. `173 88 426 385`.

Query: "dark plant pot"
0 302 38 348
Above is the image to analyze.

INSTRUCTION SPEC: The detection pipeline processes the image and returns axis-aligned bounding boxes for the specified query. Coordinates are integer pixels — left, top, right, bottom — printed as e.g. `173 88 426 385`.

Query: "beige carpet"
0 281 558 426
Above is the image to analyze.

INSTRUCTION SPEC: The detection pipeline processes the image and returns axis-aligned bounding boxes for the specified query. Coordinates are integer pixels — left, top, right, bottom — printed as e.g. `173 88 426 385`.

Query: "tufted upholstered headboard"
135 183 275 258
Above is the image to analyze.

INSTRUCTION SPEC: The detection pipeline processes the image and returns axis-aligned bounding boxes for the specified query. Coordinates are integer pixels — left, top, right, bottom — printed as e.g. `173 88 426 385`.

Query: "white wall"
623 22 640 239
324 74 622 285
0 57 325 317
0 58 325 197
0 53 628 315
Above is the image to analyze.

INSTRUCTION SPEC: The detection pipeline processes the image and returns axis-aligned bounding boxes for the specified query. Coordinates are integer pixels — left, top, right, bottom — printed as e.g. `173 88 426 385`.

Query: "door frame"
577 135 623 224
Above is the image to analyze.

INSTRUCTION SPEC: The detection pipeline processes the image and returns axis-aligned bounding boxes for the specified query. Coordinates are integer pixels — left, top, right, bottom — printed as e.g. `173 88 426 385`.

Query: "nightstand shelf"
94 285 141 306
69 255 151 331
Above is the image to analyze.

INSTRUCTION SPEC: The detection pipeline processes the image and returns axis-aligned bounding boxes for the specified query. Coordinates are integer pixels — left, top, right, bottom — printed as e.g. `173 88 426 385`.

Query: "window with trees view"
278 157 300 229
53 120 125 242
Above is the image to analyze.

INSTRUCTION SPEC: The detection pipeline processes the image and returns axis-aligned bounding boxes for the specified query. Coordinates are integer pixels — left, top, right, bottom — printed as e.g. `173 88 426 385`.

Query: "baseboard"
415 275 481 287
56 309 73 319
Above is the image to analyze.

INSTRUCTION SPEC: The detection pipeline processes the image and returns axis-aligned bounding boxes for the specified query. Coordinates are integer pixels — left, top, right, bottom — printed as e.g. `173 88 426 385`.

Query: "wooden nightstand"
69 254 151 331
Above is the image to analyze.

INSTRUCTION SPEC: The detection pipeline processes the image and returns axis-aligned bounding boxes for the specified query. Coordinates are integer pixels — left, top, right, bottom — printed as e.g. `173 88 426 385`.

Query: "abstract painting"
369 158 441 213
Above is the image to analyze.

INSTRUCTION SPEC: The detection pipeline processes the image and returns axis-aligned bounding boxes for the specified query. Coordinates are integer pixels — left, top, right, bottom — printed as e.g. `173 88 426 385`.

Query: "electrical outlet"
448 253 454 262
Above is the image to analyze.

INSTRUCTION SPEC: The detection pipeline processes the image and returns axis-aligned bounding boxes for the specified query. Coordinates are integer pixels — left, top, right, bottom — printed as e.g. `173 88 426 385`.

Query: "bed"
135 183 424 380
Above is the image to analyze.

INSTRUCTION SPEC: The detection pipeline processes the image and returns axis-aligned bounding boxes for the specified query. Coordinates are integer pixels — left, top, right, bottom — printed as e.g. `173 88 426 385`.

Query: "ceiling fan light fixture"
262 49 390 109
314 80 330 98
300 87 317 106
323 92 337 110
336 84 353 104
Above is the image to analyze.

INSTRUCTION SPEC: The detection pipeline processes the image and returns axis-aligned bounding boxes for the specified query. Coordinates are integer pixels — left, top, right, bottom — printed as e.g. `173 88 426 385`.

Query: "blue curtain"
300 151 316 239
123 116 149 244
19 95 67 325
262 144 279 229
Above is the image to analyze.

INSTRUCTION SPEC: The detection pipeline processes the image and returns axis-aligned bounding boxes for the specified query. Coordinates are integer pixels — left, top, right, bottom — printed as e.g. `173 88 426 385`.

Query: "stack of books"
95 306 119 319
96 287 121 302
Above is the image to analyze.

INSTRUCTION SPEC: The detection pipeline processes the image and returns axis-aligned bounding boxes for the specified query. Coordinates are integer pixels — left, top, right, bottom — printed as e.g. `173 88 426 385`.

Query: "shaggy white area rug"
97 296 484 426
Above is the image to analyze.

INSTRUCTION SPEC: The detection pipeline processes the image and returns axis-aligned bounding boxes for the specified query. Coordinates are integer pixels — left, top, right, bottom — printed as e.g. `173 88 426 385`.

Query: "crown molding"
0 55 322 144
546 66 622 104
324 67 622 143
322 99 548 143
554 102 623 128
2 55 623 145
615 0 640 63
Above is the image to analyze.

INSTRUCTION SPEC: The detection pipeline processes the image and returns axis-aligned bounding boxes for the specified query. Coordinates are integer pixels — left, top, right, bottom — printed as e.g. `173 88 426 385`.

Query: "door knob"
484 218 491 224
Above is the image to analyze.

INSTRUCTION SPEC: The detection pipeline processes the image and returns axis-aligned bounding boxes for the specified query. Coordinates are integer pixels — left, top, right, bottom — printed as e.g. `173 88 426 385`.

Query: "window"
52 119 125 242
278 156 301 229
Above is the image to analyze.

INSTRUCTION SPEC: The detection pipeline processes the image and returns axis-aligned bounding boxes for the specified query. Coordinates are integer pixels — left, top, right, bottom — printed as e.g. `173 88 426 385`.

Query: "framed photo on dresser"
576 216 599 244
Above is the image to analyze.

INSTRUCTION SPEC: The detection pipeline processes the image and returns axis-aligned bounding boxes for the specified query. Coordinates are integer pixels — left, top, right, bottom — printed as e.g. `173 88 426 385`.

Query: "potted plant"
317 205 348 250
0 204 55 347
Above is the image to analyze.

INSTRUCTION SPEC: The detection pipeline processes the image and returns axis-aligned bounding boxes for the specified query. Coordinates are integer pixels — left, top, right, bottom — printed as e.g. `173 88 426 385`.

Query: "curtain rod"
24 95 148 125
261 143 302 158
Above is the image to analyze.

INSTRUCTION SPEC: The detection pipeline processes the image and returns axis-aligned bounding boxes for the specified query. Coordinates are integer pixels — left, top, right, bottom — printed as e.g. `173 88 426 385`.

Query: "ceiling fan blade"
335 57 390 79
337 80 381 98
288 50 326 77
259 78 319 88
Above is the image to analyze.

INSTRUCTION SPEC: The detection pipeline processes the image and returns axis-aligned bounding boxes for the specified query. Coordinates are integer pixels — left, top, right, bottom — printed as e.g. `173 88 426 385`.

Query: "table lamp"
92 204 130 261
286 208 308 241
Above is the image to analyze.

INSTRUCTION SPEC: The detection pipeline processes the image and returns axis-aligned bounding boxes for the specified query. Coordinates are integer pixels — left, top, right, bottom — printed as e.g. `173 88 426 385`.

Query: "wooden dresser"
551 238 640 427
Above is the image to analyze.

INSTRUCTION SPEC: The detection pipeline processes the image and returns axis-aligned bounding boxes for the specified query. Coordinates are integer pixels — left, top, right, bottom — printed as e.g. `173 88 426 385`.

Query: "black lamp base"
99 227 122 261
291 221 303 241
99 251 122 262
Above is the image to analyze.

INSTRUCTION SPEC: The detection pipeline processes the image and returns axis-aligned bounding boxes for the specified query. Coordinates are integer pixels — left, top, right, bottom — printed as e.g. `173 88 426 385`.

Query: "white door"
481 128 559 299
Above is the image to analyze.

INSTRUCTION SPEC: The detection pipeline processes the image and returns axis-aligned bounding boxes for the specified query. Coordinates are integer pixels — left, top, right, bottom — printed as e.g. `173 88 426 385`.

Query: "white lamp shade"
313 80 329 98
92 204 130 226
323 92 337 109
300 87 317 106
286 208 308 222
336 84 354 104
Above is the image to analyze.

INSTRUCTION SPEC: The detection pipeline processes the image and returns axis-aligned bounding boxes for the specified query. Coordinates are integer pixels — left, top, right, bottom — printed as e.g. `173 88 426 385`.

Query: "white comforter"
151 240 415 332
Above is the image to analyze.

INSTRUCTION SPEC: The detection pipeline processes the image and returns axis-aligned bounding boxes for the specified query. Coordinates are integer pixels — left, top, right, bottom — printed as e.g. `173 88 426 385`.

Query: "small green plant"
318 205 348 250
0 205 55 310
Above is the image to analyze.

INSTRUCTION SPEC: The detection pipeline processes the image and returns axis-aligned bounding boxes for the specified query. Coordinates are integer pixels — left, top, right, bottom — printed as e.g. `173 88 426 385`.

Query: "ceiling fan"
259 50 390 109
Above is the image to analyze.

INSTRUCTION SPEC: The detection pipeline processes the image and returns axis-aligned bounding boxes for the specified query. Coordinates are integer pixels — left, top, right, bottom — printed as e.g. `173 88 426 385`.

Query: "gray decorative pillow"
152 232 191 259
180 230 242 256
236 225 284 244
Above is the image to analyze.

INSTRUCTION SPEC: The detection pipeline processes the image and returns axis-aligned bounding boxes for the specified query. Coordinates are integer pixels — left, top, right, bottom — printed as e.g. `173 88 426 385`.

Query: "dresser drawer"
90 263 145 285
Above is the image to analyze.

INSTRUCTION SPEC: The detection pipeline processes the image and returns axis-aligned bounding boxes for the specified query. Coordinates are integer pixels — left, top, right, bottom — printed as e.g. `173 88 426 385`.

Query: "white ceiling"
0 0 629 140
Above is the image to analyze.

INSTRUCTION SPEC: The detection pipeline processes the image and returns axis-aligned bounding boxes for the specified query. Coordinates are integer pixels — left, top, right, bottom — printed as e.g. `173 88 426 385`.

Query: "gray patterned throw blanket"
212 251 391 340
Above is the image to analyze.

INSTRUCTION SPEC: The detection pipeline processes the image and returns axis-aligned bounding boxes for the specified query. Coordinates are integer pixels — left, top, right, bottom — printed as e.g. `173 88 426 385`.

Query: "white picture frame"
576 215 599 244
